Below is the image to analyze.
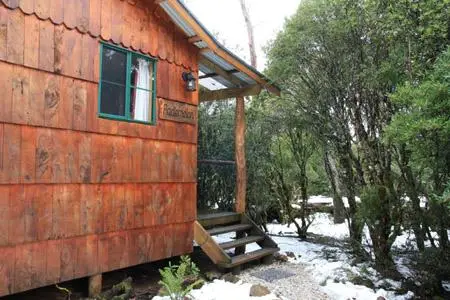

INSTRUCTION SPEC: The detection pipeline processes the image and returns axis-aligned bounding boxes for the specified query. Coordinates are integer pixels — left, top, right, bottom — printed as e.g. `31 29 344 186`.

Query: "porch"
159 0 281 272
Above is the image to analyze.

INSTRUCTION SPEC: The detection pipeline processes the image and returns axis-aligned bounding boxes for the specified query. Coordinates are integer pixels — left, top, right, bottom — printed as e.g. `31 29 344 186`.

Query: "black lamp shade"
182 72 197 92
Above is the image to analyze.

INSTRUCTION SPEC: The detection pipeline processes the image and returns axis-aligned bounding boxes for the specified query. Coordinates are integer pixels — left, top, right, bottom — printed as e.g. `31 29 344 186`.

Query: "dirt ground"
3 248 225 300
4 247 327 300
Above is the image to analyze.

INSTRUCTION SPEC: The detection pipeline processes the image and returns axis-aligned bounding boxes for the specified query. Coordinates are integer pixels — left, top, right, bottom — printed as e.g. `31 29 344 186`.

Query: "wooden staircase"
194 212 279 271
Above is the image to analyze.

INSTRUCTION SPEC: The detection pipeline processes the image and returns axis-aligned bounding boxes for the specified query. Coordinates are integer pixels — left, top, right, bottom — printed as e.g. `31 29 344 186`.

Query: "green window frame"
98 42 157 125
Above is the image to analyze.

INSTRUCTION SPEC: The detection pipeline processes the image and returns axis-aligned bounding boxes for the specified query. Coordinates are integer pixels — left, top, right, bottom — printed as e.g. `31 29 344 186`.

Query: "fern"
158 256 204 300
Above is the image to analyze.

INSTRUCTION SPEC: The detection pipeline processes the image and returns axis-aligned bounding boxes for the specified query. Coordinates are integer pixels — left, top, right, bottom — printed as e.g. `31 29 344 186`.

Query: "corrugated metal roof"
160 2 196 37
193 41 208 48
199 64 213 75
234 72 257 85
202 51 235 71
208 76 236 88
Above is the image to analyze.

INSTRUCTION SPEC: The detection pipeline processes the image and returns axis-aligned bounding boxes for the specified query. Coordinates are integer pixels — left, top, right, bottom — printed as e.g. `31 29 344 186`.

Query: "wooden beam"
199 70 240 80
199 73 218 79
235 96 246 213
193 221 231 265
200 85 261 102
199 48 211 53
188 35 203 43
199 57 244 87
198 212 241 228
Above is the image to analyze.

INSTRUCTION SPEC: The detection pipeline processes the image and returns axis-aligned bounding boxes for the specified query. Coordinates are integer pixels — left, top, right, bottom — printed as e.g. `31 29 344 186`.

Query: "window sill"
98 113 156 126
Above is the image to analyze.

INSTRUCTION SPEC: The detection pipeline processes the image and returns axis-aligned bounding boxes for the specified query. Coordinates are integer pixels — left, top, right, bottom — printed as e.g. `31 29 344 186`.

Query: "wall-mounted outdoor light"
182 72 197 92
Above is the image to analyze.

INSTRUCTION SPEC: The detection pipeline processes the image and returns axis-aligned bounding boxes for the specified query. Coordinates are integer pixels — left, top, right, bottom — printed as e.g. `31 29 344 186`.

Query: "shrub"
158 256 204 300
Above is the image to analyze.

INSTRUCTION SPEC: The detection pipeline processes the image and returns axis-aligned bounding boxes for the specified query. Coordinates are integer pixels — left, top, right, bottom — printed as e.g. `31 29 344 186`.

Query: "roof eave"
159 0 281 97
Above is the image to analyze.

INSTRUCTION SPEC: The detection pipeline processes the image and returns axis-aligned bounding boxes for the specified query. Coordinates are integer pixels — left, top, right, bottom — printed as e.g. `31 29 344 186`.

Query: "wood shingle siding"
0 125 197 184
0 222 193 294
0 0 198 71
0 0 199 296
0 183 195 246
0 183 196 294
0 63 198 143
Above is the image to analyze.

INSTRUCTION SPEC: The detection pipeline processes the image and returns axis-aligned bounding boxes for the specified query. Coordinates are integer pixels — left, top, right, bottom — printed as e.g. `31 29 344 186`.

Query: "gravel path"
239 262 329 300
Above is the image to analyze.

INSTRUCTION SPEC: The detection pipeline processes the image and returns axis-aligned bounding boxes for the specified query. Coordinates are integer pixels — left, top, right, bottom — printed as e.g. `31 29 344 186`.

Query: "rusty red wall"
0 0 198 296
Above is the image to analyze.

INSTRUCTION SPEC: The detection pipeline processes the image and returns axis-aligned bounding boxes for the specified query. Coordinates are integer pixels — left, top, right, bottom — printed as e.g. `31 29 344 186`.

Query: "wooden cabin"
0 0 280 297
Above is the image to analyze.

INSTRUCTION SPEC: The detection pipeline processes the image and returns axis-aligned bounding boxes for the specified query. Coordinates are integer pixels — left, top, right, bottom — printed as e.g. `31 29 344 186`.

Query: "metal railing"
197 159 236 212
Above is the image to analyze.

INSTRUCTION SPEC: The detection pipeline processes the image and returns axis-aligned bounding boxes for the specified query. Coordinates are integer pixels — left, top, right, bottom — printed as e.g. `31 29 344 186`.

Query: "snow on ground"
307 195 361 208
158 196 421 300
267 212 349 240
213 210 415 299
153 279 282 300
264 196 417 300
322 282 414 300
443 281 450 292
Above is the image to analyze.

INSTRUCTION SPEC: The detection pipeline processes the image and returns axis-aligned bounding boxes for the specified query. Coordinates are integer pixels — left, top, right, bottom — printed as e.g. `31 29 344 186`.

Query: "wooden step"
219 248 279 268
219 236 265 250
198 212 241 228
207 224 252 236
194 221 231 265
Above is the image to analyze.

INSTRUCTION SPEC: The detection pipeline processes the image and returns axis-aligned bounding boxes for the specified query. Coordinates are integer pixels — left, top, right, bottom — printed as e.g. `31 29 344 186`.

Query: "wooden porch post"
88 274 102 297
235 96 246 213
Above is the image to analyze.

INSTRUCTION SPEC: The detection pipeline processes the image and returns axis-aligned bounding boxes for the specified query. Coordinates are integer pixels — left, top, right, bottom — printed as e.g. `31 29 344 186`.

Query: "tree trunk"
438 202 449 249
324 147 346 224
370 228 398 277
397 147 425 251
337 147 362 245
405 175 425 251
235 96 247 213
239 0 257 68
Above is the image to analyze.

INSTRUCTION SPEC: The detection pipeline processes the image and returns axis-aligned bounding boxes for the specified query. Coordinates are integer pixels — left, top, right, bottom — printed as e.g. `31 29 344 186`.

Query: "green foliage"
359 186 389 226
197 95 329 226
386 48 450 194
158 256 203 300
197 102 236 211
307 150 330 196
264 0 449 276
198 0 449 283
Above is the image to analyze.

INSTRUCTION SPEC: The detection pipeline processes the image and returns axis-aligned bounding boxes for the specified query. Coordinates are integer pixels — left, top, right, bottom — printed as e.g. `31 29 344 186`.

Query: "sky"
184 0 302 71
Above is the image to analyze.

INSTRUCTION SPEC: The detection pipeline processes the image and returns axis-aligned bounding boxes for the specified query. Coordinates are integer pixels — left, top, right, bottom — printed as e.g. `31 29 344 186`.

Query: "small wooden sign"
159 99 197 124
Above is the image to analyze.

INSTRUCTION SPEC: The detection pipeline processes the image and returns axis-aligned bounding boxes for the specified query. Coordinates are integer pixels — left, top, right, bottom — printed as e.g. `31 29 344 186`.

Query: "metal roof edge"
172 0 281 95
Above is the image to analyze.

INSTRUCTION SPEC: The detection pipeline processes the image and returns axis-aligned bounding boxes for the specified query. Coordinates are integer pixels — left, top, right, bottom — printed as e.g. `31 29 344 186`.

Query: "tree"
239 0 257 68
265 0 449 274
266 0 364 254
386 48 450 250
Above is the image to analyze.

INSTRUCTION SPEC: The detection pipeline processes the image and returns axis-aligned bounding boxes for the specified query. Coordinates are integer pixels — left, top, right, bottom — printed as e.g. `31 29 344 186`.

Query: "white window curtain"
133 58 151 122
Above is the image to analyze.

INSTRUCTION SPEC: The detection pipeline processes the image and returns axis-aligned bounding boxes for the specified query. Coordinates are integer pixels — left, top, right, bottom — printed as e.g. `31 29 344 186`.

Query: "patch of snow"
305 195 360 208
394 256 415 278
254 210 414 300
308 195 334 205
291 203 302 210
308 213 349 240
322 281 413 300
152 279 281 300
401 195 428 208
442 280 450 292
265 213 349 240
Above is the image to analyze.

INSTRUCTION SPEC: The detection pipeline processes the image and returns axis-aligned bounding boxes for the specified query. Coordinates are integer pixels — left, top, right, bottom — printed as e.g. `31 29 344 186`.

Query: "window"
98 43 157 124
